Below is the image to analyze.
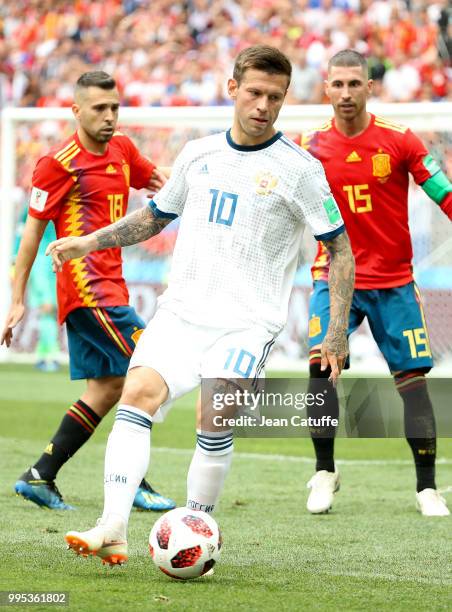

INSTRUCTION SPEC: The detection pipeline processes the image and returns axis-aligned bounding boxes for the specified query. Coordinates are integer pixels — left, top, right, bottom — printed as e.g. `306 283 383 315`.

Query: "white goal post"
1 102 452 365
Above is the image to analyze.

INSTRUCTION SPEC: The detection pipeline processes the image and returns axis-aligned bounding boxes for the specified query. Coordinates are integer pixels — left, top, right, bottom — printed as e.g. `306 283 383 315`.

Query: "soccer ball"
149 507 222 580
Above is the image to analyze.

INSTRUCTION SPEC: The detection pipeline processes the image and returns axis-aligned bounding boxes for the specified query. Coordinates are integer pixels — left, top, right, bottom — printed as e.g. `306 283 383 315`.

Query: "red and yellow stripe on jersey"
28 131 155 323
302 114 440 289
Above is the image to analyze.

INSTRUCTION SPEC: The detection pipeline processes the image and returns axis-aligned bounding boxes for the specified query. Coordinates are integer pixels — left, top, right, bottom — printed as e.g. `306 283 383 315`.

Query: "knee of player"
104 378 125 406
85 376 125 413
120 366 168 415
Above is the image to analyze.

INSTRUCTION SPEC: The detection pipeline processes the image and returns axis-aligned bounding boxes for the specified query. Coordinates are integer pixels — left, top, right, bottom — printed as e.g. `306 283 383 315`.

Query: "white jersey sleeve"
292 158 344 241
150 143 191 218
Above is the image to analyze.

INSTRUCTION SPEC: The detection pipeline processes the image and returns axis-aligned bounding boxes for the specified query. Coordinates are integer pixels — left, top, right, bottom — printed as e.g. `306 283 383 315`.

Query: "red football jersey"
303 114 434 289
28 131 155 323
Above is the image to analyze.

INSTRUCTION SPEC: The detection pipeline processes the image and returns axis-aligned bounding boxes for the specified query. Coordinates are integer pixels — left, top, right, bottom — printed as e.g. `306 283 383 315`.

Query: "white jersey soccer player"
149 130 343 333
128 129 345 419
48 45 355 567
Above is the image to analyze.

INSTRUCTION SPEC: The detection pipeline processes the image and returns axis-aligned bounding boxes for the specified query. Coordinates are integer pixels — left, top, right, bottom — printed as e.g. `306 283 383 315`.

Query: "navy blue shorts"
66 306 145 380
308 280 433 373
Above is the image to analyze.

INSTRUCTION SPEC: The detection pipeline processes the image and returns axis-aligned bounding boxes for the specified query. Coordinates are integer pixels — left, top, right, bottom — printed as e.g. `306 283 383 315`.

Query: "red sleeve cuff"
439 192 452 221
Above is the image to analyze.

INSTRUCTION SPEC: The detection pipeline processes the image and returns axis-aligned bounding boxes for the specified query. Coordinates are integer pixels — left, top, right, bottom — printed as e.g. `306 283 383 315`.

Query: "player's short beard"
82 125 114 143
94 129 114 143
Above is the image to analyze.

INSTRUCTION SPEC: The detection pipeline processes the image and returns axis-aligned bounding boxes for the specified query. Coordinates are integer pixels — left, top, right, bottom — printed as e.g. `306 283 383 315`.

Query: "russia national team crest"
255 171 278 196
372 150 391 183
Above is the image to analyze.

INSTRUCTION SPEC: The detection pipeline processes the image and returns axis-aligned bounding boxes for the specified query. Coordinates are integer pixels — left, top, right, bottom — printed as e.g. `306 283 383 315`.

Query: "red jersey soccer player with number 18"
302 50 452 517
1 72 175 516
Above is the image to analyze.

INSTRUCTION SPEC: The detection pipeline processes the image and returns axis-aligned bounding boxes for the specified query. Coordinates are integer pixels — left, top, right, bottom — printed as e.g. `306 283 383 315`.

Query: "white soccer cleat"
306 470 340 514
416 489 450 517
65 519 128 566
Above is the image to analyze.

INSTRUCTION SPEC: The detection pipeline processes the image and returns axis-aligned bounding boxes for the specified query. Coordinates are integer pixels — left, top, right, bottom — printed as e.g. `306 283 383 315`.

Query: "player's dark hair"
328 49 368 75
233 45 292 86
75 71 116 91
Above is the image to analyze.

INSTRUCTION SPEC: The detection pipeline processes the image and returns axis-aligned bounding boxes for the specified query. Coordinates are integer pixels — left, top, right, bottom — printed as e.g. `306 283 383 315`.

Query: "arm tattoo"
95 206 170 250
323 231 355 353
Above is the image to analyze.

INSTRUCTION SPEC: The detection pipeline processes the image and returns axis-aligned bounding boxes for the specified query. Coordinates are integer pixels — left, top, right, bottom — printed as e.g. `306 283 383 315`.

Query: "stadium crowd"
0 0 450 109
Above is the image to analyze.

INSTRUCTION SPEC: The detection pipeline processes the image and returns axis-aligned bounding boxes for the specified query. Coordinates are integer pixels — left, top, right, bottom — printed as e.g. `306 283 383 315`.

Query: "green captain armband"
421 155 452 204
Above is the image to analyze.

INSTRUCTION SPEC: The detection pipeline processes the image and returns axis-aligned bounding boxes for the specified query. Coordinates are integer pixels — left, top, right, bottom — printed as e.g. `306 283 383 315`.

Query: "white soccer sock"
102 404 152 531
186 430 233 514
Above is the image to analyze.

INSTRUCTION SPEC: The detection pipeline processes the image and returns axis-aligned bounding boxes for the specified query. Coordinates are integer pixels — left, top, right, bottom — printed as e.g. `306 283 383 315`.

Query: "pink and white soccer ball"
149 507 222 579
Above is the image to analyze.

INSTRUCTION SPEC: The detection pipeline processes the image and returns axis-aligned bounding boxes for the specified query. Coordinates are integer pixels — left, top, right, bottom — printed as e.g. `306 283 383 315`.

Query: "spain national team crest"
372 150 391 183
255 171 278 196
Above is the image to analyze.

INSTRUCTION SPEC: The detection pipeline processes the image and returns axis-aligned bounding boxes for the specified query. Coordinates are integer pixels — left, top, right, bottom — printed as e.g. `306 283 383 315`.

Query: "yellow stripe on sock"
69 406 95 432
395 376 426 391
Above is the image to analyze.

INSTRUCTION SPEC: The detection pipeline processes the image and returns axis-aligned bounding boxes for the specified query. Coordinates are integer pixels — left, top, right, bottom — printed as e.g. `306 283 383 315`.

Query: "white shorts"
129 307 276 421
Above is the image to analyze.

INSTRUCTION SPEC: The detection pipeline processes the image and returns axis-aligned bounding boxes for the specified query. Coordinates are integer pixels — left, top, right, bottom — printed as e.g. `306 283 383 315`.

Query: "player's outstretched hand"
320 331 348 385
1 303 25 348
46 236 91 272
147 167 169 196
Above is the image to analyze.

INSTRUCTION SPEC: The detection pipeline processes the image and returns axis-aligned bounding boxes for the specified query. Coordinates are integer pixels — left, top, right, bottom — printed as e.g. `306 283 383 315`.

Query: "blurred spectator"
367 38 391 82
289 48 323 103
419 56 449 101
436 1 452 61
383 4 417 57
381 50 421 102
19 74 42 106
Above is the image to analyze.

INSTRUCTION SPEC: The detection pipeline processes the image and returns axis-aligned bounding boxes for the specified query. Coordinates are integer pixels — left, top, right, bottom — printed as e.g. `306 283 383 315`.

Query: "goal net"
1 103 451 372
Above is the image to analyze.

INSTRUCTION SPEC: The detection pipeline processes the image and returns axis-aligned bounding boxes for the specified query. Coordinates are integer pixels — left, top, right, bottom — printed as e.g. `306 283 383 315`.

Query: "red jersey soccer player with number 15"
1 72 175 515
302 50 452 517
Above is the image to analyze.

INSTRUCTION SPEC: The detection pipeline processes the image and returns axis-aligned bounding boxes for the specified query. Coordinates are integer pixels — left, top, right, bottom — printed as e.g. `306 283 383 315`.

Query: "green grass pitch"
0 364 451 611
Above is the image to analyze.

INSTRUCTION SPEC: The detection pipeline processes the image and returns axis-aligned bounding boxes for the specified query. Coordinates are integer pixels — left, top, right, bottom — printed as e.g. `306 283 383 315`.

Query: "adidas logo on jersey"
346 151 362 162
199 164 209 174
106 164 117 174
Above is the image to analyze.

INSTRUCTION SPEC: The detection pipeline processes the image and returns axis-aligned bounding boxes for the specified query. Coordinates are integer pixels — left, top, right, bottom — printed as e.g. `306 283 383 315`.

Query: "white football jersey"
152 130 344 333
